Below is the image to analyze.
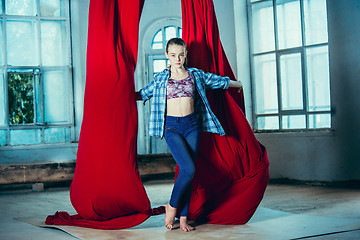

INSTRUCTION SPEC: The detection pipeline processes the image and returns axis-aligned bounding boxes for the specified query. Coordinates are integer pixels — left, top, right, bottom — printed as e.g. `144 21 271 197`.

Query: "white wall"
233 0 252 124
213 0 237 75
71 0 90 142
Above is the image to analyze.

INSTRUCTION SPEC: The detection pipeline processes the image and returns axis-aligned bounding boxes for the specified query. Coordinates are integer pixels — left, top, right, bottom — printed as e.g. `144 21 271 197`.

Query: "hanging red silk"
46 0 153 229
180 0 269 224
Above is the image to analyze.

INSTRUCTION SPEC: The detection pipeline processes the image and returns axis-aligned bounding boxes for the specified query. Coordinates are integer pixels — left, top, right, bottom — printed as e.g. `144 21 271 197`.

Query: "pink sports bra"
167 73 195 100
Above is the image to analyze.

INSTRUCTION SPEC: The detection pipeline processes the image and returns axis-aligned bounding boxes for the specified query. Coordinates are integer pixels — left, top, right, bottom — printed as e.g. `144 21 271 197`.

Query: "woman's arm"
137 80 155 102
201 71 243 92
228 80 243 93
196 70 230 89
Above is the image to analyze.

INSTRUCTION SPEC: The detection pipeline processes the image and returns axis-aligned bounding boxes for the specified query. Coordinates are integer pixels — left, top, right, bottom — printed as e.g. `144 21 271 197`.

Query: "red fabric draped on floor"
180 0 270 224
45 0 153 229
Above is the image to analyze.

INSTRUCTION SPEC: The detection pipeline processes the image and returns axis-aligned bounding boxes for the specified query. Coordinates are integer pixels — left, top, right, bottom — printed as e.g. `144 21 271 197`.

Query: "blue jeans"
164 112 200 217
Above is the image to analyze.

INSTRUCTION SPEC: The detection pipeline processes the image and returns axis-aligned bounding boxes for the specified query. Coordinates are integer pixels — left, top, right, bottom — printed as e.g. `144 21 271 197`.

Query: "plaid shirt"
140 67 230 138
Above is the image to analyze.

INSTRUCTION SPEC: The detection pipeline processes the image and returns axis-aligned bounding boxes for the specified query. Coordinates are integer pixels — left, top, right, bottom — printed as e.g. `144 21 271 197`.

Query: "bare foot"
180 217 195 232
165 204 177 230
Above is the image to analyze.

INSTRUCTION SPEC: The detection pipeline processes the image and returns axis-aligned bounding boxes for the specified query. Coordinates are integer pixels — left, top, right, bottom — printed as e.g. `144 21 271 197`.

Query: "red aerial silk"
45 0 156 229
46 0 269 230
180 0 270 224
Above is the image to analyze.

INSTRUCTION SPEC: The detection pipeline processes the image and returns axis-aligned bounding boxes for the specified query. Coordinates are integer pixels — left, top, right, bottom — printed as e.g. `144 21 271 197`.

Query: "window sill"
0 142 78 151
254 129 336 137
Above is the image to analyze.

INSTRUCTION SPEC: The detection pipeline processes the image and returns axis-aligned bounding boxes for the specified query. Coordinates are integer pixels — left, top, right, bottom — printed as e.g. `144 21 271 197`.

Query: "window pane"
153 30 162 42
276 0 302 49
152 43 163 50
257 116 279 130
280 53 303 110
10 129 41 145
0 71 4 125
153 59 166 73
251 1 275 53
254 53 278 114
40 0 64 17
0 21 3 66
0 1 2 14
309 114 330 129
282 115 305 129
6 20 39 66
33 73 42 123
8 72 34 124
43 71 68 123
165 26 177 41
306 46 330 111
0 130 6 146
6 0 36 16
44 127 70 143
152 30 163 49
178 28 182 38
41 21 68 66
304 0 328 45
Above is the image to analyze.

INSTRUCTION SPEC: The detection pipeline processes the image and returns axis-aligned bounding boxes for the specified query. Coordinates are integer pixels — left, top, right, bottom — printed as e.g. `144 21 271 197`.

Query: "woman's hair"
165 38 187 53
166 38 188 68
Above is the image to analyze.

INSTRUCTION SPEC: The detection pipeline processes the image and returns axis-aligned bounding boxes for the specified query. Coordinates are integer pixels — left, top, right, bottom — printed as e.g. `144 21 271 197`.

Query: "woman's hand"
135 91 143 101
229 80 243 93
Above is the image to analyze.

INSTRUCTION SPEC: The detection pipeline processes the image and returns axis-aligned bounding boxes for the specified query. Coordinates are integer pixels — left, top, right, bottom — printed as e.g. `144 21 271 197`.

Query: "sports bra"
167 73 195 100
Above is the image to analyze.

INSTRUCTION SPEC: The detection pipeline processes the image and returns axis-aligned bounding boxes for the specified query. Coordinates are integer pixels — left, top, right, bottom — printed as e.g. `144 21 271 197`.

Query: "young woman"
137 38 243 232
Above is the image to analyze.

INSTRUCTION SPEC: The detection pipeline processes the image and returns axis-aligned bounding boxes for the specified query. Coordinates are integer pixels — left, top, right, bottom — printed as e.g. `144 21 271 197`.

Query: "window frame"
247 0 332 132
0 0 74 146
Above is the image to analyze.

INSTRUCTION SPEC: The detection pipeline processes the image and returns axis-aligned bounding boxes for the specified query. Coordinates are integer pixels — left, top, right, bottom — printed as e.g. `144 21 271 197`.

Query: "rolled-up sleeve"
198 70 230 90
139 80 155 102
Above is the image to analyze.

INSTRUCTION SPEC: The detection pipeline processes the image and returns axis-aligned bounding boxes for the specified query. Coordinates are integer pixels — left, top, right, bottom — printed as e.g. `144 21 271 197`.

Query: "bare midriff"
166 97 194 117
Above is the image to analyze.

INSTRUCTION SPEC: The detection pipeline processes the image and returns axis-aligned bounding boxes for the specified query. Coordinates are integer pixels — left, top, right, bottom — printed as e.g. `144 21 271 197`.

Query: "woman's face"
165 44 187 69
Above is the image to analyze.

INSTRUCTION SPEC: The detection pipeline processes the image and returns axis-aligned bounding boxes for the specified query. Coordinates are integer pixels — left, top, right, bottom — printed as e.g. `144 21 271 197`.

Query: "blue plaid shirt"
139 67 230 138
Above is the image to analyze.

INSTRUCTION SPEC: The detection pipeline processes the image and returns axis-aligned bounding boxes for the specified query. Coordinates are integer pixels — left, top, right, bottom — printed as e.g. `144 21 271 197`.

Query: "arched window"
137 20 181 154
148 25 182 78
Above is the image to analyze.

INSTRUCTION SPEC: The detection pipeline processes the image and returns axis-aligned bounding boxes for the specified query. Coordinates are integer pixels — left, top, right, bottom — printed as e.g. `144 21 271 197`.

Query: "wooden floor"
1 181 359 239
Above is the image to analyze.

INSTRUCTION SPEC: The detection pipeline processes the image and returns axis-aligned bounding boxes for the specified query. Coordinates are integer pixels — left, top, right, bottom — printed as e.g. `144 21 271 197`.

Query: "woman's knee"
179 165 195 180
